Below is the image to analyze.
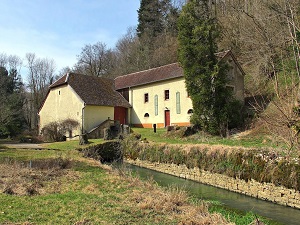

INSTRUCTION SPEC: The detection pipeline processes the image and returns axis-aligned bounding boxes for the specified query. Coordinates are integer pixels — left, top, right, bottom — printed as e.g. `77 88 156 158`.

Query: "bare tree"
74 42 113 77
0 53 23 74
0 53 8 67
25 53 56 132
227 0 300 155
151 33 178 67
267 0 300 77
254 75 300 156
216 0 292 96
111 27 146 76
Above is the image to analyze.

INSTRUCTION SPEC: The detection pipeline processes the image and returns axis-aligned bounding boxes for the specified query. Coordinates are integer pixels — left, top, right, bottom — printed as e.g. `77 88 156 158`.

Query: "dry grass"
108 165 233 225
0 152 233 224
0 159 80 196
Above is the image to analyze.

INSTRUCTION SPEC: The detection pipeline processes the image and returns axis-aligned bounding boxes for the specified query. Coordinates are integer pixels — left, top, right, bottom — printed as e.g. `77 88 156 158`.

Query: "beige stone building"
39 50 244 136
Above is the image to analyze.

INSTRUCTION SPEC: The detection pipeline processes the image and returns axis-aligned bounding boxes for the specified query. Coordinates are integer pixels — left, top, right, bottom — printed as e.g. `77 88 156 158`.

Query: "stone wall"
126 159 300 209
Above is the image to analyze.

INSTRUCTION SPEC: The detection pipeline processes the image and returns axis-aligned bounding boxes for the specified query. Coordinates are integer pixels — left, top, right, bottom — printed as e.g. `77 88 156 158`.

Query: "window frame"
164 90 170 100
176 91 181 114
226 85 235 94
154 94 158 116
144 93 149 103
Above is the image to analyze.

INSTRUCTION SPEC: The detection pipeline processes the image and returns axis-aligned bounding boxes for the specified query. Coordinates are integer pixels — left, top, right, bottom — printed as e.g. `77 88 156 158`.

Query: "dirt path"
2 143 45 149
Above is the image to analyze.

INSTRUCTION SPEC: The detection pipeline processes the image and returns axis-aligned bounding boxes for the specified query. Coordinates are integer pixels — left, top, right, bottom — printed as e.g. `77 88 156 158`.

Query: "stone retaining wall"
126 159 300 209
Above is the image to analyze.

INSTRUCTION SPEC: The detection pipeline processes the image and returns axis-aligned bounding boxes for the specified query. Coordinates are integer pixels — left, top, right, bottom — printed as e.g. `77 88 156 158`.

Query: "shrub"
81 141 123 163
41 119 79 142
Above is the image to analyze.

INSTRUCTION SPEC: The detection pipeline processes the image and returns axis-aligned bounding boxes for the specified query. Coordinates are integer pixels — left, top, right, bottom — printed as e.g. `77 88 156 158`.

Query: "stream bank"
126 158 300 209
126 163 300 225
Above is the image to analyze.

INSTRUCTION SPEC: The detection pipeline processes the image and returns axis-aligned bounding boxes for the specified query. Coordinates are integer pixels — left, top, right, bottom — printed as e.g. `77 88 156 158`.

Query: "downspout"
129 87 132 125
82 103 86 134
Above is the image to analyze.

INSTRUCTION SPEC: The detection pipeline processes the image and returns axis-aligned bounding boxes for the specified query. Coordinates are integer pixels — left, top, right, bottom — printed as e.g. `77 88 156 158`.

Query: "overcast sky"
0 0 140 76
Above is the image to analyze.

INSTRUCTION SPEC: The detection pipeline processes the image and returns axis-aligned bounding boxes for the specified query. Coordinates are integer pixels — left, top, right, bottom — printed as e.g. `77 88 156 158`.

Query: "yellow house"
115 50 245 128
38 73 130 139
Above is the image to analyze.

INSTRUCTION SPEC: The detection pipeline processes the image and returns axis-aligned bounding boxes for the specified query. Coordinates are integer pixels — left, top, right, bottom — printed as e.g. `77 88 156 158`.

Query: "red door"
165 110 170 127
114 107 127 124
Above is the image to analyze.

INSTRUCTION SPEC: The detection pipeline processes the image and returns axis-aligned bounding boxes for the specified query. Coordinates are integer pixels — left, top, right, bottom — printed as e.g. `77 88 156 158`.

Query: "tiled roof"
215 49 231 59
50 73 131 108
114 63 183 90
114 50 245 90
215 50 245 76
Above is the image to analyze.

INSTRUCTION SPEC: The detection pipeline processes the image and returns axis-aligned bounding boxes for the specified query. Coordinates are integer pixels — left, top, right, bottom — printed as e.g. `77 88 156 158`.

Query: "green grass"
0 166 149 224
43 138 105 151
0 141 230 225
0 147 172 224
0 138 105 164
131 128 273 148
207 202 281 225
0 149 63 162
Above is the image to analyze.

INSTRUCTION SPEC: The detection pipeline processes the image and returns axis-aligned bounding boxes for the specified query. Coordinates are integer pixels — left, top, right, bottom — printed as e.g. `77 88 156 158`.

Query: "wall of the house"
224 55 245 102
39 85 84 138
39 85 115 140
126 58 244 128
129 77 193 128
83 105 114 133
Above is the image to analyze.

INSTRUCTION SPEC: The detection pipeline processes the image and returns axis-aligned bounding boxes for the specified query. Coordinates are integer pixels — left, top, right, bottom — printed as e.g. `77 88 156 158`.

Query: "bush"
81 141 123 163
41 119 79 142
19 135 42 143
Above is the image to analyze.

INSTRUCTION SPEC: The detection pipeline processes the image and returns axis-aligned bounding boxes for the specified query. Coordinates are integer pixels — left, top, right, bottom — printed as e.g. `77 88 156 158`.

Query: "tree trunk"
79 134 88 145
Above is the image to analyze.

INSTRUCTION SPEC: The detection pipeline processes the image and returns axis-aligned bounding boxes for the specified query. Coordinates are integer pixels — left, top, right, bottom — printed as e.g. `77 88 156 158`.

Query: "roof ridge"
215 49 231 59
65 73 70 82
49 74 67 88
115 62 178 80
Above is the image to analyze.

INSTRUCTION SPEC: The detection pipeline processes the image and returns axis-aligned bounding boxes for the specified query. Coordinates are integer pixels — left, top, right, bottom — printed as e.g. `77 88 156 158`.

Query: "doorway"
164 110 170 127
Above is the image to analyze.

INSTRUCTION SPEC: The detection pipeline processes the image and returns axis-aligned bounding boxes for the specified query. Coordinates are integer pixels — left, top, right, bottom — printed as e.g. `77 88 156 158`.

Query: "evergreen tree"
137 0 164 38
178 0 241 136
136 0 180 70
137 0 180 38
0 66 25 137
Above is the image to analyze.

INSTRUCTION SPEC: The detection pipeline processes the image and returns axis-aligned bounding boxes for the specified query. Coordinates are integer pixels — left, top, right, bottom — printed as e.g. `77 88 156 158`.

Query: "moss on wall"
80 141 123 163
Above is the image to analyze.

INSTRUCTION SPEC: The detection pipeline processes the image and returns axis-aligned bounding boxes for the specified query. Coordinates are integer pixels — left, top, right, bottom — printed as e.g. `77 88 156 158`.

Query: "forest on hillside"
1 0 300 149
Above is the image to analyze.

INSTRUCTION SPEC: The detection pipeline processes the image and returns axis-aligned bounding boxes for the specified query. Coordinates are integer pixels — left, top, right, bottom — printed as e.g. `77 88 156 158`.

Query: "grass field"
0 136 279 224
0 141 235 225
131 127 276 148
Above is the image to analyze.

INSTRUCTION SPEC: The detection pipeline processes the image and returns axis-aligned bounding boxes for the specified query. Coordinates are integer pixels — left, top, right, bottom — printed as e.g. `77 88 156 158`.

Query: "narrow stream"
126 164 300 225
